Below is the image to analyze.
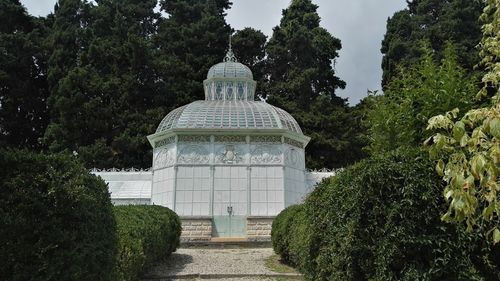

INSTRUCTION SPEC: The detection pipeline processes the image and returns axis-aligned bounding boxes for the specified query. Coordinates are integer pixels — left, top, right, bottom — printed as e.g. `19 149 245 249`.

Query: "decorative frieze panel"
251 145 282 164
251 135 281 144
214 135 247 143
178 135 210 142
284 147 304 169
153 145 176 169
177 145 210 164
154 136 176 148
284 137 303 148
215 144 246 164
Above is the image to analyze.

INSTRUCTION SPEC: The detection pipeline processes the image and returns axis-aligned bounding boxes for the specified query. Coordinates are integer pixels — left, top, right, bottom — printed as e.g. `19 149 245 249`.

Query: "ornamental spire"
224 34 237 62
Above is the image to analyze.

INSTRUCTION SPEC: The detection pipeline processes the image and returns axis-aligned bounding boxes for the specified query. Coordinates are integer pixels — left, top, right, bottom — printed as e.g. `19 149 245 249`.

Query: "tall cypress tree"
266 0 345 104
0 0 50 149
45 0 160 168
381 0 484 86
265 0 357 168
154 0 232 107
44 0 91 153
232 27 267 89
46 0 91 94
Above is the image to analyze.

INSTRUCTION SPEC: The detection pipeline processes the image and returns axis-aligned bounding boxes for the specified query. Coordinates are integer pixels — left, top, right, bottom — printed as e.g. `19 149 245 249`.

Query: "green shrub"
0 149 117 281
287 204 314 270
271 204 315 271
112 205 181 281
274 148 500 280
271 204 304 264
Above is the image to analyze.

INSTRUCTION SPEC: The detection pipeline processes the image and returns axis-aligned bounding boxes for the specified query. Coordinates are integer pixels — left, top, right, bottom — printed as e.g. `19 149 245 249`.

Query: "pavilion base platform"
180 216 275 245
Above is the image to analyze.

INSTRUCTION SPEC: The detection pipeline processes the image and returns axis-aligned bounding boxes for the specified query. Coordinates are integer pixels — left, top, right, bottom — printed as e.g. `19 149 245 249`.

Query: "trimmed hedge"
0 149 117 281
272 149 500 280
112 205 181 281
272 204 313 271
272 204 304 264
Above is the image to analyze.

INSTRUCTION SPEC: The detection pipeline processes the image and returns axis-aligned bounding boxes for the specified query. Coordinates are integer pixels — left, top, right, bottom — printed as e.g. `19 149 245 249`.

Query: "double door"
212 167 247 237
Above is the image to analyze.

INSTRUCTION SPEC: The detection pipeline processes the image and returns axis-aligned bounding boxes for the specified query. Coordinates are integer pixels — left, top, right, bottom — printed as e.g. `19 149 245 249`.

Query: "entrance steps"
142 272 302 280
181 237 271 248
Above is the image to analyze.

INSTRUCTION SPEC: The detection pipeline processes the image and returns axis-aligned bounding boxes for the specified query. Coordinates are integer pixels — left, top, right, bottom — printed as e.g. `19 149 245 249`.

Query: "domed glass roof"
156 101 303 134
207 61 253 80
154 43 305 137
206 48 253 80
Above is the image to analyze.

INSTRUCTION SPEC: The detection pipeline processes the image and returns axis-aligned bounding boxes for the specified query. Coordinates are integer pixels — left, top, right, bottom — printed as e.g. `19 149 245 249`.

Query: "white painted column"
246 135 251 215
210 166 215 216
210 135 215 216
247 166 251 215
173 165 178 212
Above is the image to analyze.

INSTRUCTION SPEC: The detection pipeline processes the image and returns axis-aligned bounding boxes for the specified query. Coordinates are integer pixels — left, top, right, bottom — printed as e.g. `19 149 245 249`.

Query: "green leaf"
493 228 500 245
436 159 445 176
460 134 469 147
489 118 500 138
482 203 495 220
471 154 486 178
441 211 452 222
444 189 454 200
453 121 466 141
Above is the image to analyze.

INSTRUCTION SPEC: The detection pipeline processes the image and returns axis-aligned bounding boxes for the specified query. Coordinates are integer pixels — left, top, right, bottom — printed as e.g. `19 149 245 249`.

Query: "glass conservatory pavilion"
146 48 311 240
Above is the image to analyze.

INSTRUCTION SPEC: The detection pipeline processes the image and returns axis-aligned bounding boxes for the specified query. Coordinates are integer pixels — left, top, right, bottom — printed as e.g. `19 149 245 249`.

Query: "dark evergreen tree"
46 0 91 94
45 0 160 168
154 0 232 107
44 0 91 152
232 27 267 88
265 0 356 168
0 0 51 149
381 0 484 85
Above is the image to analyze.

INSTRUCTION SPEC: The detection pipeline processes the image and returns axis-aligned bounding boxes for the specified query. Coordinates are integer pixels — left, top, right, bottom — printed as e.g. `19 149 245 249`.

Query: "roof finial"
224 34 237 62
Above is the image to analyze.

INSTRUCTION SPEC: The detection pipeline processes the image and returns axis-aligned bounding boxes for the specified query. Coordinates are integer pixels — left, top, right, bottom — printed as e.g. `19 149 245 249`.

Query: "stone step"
181 239 271 249
210 237 247 242
142 272 302 280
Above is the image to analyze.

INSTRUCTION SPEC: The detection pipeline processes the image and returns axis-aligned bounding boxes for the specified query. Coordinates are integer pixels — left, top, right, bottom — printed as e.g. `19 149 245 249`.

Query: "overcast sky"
20 0 407 105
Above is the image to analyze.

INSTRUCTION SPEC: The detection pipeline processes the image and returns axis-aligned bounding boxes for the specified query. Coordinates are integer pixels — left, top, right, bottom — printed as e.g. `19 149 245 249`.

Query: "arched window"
237 82 245 100
226 82 234 100
215 82 223 100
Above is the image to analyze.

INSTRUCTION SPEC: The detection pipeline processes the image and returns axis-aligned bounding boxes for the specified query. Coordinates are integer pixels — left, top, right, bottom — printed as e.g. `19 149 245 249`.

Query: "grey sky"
20 0 407 105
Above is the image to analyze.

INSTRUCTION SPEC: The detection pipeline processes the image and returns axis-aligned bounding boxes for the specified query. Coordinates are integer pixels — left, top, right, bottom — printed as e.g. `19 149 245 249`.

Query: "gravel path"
142 248 301 280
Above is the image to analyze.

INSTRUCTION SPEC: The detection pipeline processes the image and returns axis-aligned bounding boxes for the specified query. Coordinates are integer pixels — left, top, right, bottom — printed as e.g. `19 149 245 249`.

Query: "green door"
213 167 247 237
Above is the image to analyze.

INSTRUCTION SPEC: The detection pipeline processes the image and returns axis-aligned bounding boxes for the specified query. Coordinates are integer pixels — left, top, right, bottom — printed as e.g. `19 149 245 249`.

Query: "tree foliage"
42 0 234 169
1 0 366 170
265 0 345 104
231 27 267 87
0 0 51 149
155 0 232 106
264 0 363 168
368 43 478 155
44 0 162 168
381 0 484 85
425 0 500 244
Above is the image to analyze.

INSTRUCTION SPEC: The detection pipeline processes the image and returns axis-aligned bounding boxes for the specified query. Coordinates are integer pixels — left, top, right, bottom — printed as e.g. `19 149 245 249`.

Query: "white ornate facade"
148 135 308 217
145 47 312 239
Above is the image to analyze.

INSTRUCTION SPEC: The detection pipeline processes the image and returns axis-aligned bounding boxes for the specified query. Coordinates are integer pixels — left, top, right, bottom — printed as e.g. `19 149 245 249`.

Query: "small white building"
95 47 335 241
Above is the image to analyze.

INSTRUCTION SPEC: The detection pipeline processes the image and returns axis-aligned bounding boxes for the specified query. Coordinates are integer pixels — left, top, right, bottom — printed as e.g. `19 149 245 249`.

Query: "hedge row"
1 149 182 281
112 205 181 281
0 149 117 281
272 149 500 281
272 204 305 265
